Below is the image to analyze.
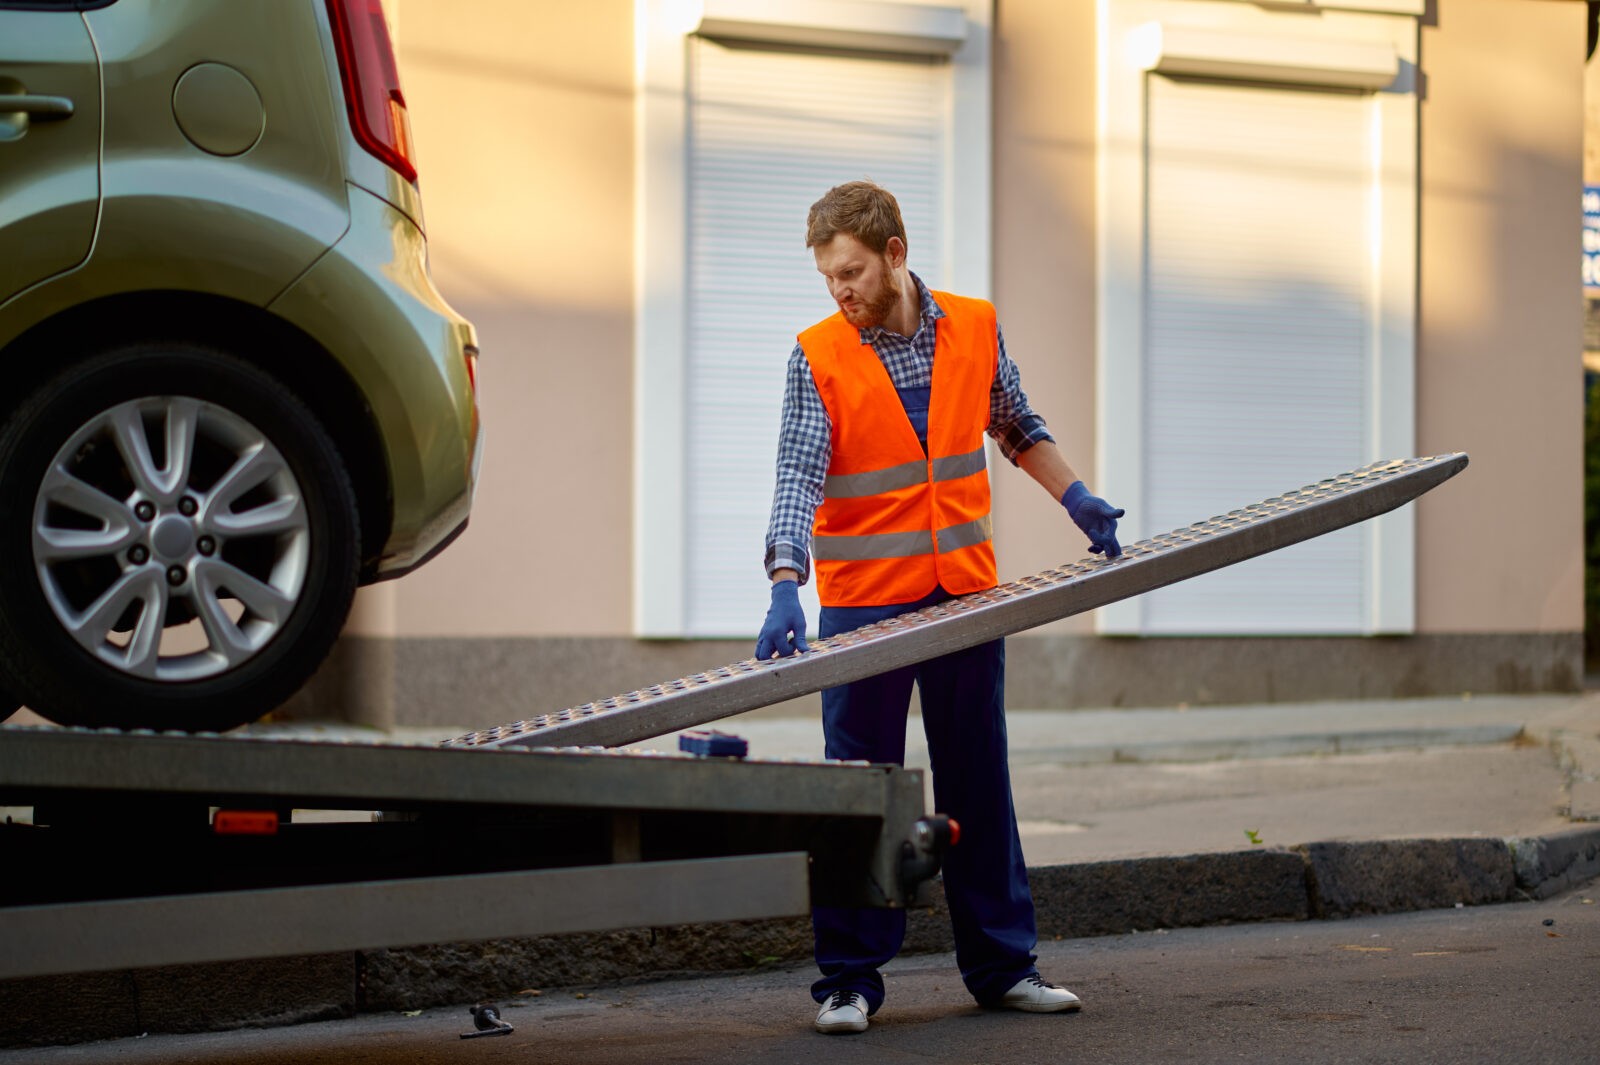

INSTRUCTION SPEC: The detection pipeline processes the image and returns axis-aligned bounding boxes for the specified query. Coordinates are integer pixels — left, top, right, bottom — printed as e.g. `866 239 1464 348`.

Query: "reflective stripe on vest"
798 290 999 607
822 445 986 499
810 513 995 563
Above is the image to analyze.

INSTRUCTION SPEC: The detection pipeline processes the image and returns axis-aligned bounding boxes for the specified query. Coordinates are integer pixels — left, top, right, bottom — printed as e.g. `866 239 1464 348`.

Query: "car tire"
0 344 360 732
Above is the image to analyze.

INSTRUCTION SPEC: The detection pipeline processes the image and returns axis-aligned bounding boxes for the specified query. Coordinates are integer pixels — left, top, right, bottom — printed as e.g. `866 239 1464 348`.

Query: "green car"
0 0 481 731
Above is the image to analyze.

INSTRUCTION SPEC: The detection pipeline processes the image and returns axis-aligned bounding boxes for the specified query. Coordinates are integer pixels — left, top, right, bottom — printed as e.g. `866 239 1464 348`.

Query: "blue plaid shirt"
764 273 1054 583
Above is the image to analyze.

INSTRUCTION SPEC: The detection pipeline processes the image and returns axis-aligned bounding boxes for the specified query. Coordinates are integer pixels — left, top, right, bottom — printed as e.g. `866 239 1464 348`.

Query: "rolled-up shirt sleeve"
764 344 831 584
988 324 1054 464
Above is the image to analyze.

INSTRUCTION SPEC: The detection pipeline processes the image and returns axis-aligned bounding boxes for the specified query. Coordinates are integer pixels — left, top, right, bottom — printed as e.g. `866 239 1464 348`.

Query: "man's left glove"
1061 481 1125 559
756 579 810 659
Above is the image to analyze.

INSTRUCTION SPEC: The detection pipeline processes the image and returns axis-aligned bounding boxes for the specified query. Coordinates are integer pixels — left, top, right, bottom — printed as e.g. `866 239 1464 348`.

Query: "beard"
840 263 901 328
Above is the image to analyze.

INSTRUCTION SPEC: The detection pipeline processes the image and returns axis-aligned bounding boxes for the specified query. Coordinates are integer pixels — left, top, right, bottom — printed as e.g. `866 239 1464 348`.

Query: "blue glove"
1061 481 1125 559
756 579 810 659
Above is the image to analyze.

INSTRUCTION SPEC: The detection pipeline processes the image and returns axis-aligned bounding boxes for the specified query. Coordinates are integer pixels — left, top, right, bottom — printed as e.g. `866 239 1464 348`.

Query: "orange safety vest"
799 290 998 608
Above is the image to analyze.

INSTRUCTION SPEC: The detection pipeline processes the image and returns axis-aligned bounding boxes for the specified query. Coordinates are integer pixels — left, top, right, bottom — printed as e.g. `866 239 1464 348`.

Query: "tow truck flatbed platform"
0 729 932 981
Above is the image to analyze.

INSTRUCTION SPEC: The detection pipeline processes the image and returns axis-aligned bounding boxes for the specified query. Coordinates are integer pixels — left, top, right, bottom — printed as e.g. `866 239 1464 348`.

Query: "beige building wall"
357 0 637 640
988 0 1100 631
1417 0 1585 635
290 0 1587 728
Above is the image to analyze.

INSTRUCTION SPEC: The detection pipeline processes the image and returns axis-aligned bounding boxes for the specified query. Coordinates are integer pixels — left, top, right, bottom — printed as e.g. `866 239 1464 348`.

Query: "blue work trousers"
810 586 1039 1013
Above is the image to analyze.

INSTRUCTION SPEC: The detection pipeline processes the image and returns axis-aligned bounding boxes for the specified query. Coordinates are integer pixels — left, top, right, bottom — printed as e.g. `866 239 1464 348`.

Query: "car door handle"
0 94 74 119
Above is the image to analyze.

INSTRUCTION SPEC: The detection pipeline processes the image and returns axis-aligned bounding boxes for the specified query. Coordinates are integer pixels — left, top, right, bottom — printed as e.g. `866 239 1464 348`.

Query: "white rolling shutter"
1140 75 1374 634
682 36 950 636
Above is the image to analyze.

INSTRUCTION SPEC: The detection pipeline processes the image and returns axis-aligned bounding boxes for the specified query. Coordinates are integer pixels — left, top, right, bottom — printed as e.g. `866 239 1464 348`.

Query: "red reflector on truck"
214 810 279 836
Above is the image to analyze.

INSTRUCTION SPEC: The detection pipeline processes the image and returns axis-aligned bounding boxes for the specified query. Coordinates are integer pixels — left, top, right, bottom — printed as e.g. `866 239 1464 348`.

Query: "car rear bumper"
269 183 481 579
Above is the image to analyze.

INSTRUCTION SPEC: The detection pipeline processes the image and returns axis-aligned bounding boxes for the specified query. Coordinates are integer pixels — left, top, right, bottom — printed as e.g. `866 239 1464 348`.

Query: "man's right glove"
756 579 810 659
1061 481 1126 559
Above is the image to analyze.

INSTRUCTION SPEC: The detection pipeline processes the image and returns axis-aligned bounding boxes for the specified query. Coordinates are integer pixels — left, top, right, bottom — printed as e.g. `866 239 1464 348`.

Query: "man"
755 181 1125 1035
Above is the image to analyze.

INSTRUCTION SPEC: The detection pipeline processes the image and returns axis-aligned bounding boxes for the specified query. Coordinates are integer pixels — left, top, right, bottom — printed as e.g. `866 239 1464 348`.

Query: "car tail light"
326 0 418 184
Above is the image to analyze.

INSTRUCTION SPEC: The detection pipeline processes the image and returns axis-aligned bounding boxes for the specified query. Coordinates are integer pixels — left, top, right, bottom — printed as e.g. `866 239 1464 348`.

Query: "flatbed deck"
0 728 930 980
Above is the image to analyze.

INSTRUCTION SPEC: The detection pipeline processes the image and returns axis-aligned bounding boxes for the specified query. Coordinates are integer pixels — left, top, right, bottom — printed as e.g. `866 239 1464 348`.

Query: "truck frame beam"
0 854 811 981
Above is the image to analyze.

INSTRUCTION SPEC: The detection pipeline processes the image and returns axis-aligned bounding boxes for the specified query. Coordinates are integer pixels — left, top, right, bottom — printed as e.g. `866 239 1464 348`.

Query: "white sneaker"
814 990 870 1034
1000 974 1082 1013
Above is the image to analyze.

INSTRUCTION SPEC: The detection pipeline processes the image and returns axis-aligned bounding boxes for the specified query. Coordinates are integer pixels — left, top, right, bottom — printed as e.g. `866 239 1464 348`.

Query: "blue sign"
1585 186 1600 291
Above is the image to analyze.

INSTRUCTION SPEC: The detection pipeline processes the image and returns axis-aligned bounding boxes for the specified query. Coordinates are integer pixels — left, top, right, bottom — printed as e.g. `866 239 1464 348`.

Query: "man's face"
813 233 901 329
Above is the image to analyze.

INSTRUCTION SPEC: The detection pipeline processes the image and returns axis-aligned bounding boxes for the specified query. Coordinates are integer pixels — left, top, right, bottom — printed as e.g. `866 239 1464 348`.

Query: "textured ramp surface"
447 455 1468 751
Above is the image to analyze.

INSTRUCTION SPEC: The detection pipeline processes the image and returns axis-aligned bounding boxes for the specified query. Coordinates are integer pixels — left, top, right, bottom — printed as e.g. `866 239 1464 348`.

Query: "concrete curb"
357 827 1600 1011
5 827 1599 1048
0 954 355 1050
1298 838 1514 917
1508 825 1600 899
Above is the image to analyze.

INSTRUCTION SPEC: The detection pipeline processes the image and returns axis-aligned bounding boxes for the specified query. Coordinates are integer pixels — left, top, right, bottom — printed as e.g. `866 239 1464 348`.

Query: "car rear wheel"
0 345 360 731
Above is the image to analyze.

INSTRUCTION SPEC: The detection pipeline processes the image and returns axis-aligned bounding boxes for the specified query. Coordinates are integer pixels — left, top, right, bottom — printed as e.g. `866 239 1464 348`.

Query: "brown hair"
805 181 907 253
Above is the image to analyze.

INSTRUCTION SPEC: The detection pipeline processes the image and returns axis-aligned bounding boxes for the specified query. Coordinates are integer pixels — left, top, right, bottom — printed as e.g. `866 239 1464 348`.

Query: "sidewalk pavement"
5 692 1600 1045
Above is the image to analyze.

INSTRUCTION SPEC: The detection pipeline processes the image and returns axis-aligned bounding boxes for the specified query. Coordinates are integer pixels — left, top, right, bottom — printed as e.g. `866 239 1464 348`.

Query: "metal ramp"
447 453 1468 752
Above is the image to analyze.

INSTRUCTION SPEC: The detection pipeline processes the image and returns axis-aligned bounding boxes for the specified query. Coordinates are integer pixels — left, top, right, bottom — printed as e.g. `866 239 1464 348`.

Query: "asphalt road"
8 886 1594 1065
